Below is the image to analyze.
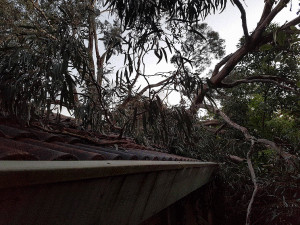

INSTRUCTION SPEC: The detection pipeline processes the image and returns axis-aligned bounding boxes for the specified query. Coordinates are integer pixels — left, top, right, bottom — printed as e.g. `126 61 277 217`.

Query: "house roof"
0 115 218 225
0 116 197 161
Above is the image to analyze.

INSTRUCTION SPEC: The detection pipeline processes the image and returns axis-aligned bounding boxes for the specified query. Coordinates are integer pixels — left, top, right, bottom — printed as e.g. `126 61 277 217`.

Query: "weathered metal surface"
0 137 76 160
0 161 217 225
0 123 197 161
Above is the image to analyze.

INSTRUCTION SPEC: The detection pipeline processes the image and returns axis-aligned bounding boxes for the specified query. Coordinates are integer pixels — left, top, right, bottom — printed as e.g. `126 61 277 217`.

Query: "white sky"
143 0 298 74
139 0 299 104
205 0 298 54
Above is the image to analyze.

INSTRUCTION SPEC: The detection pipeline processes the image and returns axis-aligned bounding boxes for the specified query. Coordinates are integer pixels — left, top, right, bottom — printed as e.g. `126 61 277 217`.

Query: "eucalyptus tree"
0 0 122 127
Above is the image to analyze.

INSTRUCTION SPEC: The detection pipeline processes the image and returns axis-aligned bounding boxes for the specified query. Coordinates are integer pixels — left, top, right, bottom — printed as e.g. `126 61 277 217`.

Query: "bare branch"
233 0 249 41
212 53 233 77
198 104 298 166
257 0 274 26
252 0 291 40
217 109 253 140
137 76 173 97
246 140 258 225
220 75 299 94
217 108 298 166
118 74 174 109
214 123 227 135
228 154 246 163
281 16 300 30
256 138 298 164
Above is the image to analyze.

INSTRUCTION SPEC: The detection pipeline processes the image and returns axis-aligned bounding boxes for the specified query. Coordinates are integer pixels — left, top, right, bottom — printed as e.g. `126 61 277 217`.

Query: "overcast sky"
143 0 298 75
135 0 299 104
205 0 298 54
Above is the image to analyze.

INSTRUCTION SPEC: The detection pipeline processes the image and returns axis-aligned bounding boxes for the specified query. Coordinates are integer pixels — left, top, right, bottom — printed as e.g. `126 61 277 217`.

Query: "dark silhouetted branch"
233 0 250 41
220 75 299 94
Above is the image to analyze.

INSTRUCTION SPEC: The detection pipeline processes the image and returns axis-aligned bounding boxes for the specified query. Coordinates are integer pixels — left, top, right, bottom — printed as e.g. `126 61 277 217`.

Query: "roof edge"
0 160 218 189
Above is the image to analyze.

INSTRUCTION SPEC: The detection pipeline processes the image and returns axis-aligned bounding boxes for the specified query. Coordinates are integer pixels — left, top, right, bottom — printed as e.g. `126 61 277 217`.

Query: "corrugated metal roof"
0 118 197 161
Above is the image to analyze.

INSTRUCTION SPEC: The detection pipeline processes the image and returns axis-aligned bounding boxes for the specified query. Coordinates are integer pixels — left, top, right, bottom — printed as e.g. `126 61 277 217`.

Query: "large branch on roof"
118 75 173 109
232 0 249 41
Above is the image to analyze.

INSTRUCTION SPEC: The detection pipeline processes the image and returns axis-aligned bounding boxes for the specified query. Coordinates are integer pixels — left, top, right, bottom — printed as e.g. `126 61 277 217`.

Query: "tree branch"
30 0 54 29
217 109 253 140
246 140 258 225
198 103 298 222
257 0 274 26
281 16 300 30
190 0 295 113
217 108 298 166
137 76 173 97
233 0 249 41
252 0 291 41
212 53 233 77
220 75 299 94
198 104 298 165
118 74 174 109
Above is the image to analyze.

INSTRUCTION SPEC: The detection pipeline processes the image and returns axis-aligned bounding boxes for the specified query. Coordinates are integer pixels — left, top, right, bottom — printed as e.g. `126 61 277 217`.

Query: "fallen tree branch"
246 140 258 225
198 104 298 166
118 74 174 109
228 154 246 163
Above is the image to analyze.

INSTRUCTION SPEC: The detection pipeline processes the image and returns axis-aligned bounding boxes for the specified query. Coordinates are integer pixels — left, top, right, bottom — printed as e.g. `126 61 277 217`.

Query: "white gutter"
0 160 218 225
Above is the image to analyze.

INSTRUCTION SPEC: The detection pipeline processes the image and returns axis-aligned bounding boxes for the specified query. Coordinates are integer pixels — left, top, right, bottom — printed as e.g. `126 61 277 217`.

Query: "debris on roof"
0 116 197 161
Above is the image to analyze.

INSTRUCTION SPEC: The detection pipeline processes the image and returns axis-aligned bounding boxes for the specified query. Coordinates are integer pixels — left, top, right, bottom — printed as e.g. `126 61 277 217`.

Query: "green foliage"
0 0 91 119
214 24 300 224
106 0 228 30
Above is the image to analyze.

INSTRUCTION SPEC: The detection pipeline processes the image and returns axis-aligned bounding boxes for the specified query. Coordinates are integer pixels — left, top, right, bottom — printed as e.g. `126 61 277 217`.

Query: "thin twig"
246 139 258 225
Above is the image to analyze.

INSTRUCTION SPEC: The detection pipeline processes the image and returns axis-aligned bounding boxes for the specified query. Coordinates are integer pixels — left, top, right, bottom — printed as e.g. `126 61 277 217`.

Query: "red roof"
0 116 197 161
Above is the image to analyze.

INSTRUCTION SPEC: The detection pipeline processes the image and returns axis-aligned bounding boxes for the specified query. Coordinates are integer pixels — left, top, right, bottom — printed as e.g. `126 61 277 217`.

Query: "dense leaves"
0 0 92 120
106 0 228 30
